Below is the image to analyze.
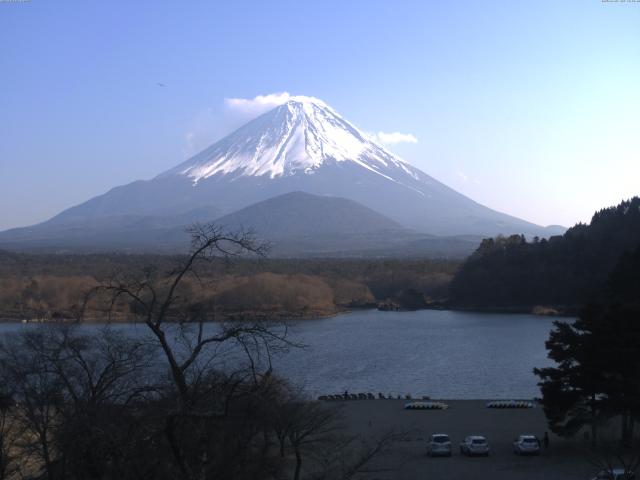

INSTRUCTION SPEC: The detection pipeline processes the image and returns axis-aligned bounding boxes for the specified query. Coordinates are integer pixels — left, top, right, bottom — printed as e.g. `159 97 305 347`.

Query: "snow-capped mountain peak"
162 96 419 185
4 95 556 243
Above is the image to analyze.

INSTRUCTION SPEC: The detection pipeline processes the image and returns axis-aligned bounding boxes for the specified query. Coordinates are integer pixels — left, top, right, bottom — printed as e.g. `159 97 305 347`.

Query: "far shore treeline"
0 254 456 322
0 197 639 322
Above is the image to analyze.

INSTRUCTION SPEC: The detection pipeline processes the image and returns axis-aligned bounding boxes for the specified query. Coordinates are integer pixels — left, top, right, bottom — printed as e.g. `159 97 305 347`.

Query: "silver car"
513 435 540 455
460 435 490 456
592 468 636 480
426 433 452 457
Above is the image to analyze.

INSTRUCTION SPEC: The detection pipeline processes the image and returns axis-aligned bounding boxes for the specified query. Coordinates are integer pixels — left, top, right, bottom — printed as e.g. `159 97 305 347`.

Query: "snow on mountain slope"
161 96 424 194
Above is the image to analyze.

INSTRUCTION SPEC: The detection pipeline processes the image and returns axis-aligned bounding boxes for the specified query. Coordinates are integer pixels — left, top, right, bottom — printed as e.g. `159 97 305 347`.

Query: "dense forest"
0 252 458 321
450 197 640 312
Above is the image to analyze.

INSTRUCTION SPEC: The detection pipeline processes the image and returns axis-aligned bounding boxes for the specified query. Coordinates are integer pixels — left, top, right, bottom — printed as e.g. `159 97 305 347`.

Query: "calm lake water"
275 309 560 399
0 309 561 400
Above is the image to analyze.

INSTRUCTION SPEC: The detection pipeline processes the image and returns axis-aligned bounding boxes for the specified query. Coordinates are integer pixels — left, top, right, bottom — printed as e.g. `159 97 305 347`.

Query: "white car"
459 435 490 456
592 468 636 480
513 435 540 455
426 433 452 457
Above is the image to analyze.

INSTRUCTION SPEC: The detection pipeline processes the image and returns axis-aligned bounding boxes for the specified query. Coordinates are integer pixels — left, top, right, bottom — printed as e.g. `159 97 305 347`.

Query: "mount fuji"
0 96 563 254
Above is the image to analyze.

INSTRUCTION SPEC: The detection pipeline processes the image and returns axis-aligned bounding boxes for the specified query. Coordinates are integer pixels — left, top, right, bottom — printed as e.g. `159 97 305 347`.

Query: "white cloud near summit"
224 92 329 118
374 131 418 145
224 92 293 116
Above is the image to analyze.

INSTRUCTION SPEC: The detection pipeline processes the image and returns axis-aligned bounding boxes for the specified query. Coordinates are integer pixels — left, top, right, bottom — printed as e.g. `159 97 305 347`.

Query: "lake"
275 309 559 399
0 309 561 400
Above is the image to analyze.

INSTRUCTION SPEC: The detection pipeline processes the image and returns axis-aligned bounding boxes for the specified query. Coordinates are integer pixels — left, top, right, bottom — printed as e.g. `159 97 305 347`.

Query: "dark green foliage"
534 306 612 441
450 197 640 309
608 244 640 305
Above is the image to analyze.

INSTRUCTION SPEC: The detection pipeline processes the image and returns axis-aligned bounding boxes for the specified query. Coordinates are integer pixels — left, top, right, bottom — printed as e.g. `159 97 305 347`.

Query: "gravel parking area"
338 399 595 480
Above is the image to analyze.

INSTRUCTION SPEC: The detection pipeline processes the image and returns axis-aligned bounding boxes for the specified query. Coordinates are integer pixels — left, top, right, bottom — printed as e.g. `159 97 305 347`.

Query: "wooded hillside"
450 197 640 311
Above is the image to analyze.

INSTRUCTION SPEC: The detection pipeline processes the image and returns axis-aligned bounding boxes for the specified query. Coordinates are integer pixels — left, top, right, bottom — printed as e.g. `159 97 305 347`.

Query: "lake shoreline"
0 303 575 324
0 307 349 324
421 302 578 317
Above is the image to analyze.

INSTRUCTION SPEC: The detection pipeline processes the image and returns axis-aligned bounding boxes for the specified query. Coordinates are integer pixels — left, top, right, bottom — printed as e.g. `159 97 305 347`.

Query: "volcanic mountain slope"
205 191 479 257
0 95 563 252
0 191 480 257
214 191 405 237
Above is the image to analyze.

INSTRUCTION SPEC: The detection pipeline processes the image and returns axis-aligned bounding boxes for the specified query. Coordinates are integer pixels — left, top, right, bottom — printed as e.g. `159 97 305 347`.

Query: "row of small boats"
405 401 449 410
317 395 536 409
319 393 375 401
318 393 432 401
486 400 535 409
405 400 535 410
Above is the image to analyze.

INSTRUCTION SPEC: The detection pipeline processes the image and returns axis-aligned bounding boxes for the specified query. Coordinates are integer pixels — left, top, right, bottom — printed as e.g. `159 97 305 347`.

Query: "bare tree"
0 325 157 480
310 430 402 480
85 224 288 407
284 400 343 480
271 390 402 480
83 224 301 479
587 431 640 480
0 224 394 480
0 394 20 480
0 331 64 480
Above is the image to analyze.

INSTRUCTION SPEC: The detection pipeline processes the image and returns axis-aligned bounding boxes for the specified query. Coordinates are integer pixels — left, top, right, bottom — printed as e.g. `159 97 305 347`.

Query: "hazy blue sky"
1 0 639 230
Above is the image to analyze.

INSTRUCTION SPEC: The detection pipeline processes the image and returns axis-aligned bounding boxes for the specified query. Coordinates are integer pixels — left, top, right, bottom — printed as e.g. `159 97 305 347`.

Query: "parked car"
512 435 541 455
591 468 636 480
459 435 490 456
426 434 452 457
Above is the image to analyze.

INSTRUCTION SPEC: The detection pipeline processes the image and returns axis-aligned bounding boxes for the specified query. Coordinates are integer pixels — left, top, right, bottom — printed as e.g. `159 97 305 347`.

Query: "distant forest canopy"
450 197 640 311
0 253 458 321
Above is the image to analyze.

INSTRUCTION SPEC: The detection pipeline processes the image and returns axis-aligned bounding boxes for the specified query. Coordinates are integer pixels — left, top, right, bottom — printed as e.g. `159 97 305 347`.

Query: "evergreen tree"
534 306 611 443
535 245 640 444
600 244 640 445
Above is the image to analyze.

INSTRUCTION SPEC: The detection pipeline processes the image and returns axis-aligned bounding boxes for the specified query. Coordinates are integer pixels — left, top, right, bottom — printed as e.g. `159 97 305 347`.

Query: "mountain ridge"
0 192 481 258
213 191 407 237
